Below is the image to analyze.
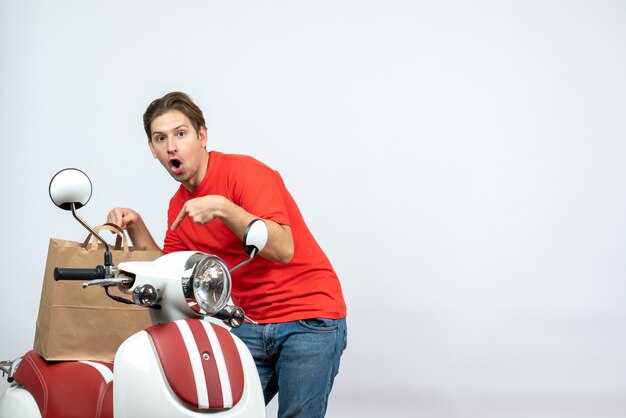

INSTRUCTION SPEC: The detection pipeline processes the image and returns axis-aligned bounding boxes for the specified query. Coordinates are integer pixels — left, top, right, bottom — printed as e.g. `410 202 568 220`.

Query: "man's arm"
171 195 294 264
107 207 162 252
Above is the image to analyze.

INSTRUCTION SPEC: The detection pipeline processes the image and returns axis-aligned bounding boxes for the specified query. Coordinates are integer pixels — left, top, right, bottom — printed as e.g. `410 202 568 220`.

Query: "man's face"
148 110 208 191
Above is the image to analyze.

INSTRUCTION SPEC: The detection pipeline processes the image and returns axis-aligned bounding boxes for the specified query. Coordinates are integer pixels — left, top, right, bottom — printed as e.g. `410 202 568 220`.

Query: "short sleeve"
229 160 291 226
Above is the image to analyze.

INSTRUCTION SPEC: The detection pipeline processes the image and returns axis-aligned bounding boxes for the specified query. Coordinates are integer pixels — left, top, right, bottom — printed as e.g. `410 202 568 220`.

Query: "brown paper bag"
33 224 162 361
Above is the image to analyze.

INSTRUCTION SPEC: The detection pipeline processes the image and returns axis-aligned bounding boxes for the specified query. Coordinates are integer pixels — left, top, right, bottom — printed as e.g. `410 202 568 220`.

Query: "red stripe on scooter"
186 319 224 408
146 323 198 408
212 324 245 405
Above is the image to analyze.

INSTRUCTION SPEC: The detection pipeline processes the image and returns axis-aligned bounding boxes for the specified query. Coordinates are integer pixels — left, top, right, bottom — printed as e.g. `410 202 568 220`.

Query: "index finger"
171 207 187 231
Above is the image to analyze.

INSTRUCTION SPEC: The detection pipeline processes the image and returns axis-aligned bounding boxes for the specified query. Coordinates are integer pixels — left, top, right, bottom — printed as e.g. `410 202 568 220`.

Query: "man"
108 91 347 418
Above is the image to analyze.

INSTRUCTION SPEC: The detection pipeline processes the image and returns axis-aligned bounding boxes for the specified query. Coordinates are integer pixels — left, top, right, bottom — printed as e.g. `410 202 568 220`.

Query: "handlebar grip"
54 266 106 281
214 309 230 320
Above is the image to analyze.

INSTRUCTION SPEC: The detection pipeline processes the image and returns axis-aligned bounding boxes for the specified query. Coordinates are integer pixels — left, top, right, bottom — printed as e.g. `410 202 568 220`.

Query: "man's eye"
155 136 165 142
176 131 186 137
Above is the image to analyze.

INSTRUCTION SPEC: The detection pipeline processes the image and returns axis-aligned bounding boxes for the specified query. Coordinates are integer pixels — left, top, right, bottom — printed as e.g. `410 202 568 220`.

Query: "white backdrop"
1 1 626 417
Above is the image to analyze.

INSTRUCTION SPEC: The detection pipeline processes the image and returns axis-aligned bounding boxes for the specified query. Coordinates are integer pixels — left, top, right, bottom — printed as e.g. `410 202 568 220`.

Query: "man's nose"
166 137 177 152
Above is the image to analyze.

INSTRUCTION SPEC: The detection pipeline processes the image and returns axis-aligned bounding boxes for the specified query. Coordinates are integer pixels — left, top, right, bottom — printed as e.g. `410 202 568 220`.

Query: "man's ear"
199 126 208 148
148 138 157 158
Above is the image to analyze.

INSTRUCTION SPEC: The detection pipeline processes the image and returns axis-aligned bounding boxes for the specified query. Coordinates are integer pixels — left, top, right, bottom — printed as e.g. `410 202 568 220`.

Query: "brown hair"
143 92 206 139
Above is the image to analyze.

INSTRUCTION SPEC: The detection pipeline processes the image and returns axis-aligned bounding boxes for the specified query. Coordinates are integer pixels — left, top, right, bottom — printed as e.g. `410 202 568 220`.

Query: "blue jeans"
231 317 347 418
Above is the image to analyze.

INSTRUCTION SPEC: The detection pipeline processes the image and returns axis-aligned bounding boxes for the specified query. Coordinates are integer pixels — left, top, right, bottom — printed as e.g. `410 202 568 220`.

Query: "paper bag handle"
82 223 130 252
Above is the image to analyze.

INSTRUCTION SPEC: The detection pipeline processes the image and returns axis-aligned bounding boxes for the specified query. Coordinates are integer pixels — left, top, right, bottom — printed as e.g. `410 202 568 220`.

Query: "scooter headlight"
182 253 231 315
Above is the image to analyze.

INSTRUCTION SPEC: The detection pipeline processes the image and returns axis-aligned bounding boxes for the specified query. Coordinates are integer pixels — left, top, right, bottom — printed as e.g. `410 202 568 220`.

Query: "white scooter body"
0 330 265 418
113 253 265 417
0 253 266 418
0 382 39 417
114 325 264 418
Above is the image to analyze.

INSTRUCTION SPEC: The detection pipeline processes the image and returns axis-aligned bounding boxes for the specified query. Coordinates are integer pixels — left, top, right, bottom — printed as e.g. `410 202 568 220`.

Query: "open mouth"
170 158 183 173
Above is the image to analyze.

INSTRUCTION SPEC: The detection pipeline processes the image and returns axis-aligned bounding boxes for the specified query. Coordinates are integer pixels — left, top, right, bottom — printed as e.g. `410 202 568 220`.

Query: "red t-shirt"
163 151 346 323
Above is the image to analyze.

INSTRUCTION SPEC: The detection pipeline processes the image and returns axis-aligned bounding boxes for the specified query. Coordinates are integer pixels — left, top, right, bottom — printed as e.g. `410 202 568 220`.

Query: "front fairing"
117 251 202 324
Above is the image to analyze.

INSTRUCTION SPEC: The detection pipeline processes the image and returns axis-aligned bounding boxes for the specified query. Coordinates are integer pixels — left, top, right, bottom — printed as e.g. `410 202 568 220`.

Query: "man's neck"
183 150 210 192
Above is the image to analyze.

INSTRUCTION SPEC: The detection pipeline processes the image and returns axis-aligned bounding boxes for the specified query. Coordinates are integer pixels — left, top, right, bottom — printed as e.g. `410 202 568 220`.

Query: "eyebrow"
151 124 189 137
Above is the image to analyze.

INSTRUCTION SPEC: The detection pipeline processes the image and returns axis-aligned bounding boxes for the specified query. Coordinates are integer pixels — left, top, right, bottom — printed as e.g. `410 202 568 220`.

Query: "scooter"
0 168 267 418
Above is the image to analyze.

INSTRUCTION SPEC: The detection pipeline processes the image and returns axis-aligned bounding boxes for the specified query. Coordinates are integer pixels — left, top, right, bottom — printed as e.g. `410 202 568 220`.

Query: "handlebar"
54 266 106 281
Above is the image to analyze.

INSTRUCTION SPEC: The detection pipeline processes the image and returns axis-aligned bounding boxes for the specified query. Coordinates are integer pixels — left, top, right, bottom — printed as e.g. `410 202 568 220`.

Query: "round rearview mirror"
49 168 92 211
243 219 268 256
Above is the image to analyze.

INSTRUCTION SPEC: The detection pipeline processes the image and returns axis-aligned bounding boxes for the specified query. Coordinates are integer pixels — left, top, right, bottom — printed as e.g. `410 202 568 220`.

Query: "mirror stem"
71 203 114 276
230 248 258 273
